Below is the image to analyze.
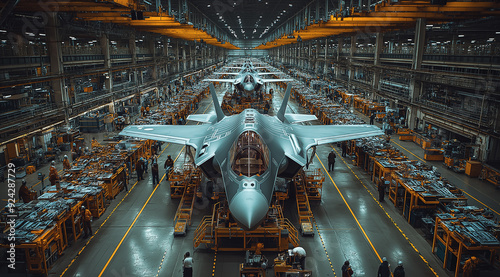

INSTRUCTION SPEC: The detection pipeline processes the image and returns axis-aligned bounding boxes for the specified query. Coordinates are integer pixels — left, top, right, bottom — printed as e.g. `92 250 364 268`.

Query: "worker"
393 260 405 277
183 251 193 277
341 141 347 157
164 155 174 180
370 113 375 125
378 177 387 202
328 150 336 172
292 246 306 270
152 161 159 186
136 158 144 181
143 156 149 174
463 256 479 277
71 149 78 161
19 179 31 203
141 106 145 116
341 260 354 277
146 105 150 114
49 161 59 187
63 155 71 170
377 257 391 277
81 206 92 238
151 142 158 156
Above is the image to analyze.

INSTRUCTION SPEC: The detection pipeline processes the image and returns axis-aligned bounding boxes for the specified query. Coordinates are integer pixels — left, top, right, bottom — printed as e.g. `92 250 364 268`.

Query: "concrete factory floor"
3 84 500 277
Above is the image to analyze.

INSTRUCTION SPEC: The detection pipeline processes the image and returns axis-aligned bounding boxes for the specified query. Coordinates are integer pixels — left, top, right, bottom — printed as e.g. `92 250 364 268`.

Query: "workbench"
479 164 500 187
432 213 500 276
273 255 312 277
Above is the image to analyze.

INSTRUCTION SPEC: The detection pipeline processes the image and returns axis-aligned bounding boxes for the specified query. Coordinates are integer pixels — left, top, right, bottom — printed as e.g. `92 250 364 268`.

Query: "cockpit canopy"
244 75 254 83
230 131 269 177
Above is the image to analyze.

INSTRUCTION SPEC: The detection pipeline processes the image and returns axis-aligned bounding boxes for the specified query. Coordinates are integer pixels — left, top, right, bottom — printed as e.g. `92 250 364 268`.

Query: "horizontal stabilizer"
187 114 216 124
203 78 235 83
284 114 318 124
261 78 295 83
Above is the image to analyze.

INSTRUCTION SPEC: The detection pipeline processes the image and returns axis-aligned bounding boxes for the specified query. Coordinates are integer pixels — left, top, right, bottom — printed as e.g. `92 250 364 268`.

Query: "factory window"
230 131 269 177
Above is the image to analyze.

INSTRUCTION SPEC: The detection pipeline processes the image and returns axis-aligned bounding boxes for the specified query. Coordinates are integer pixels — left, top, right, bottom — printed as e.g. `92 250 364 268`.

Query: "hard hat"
64 155 68 158
81 206 86 209
398 261 403 266
382 257 387 262
22 179 26 185
51 161 55 165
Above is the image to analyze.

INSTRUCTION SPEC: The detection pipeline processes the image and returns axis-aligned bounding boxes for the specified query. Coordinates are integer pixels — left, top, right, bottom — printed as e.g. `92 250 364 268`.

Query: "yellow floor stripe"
312 215 337 276
103 88 214 277
98 147 184 277
327 147 440 276
60 143 171 277
390 140 425 162
316 154 383 262
212 250 218 276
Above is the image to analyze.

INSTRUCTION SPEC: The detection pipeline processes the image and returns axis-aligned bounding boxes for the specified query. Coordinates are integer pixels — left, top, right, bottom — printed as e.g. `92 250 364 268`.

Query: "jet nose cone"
243 83 254 92
229 190 269 230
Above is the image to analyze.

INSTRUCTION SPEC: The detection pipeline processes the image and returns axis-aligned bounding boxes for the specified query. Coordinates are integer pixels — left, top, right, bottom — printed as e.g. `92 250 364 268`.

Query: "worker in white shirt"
292 246 307 270
183 251 193 277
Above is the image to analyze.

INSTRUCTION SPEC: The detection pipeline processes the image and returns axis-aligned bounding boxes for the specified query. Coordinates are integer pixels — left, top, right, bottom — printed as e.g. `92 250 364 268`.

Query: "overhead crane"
1 0 239 49
256 1 500 49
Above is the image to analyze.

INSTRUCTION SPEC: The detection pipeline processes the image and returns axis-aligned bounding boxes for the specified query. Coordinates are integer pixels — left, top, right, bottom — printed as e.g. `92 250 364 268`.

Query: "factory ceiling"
188 0 310 41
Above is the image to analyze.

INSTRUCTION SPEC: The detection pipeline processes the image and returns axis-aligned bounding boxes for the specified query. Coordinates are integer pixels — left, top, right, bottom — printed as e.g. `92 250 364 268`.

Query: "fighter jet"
204 61 292 93
120 84 383 230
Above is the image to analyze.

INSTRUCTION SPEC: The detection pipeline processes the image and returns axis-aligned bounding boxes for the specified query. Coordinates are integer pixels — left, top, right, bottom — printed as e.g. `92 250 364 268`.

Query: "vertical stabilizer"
210 83 225 122
277 84 291 122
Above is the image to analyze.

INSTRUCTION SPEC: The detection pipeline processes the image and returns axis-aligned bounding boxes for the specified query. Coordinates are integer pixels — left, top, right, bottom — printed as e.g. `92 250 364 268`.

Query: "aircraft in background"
204 60 292 93
120 83 383 230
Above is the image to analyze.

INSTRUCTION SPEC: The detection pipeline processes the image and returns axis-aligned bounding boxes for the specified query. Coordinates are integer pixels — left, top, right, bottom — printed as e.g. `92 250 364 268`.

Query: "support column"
194 45 198 69
176 41 180 73
372 32 383 90
163 38 169 77
348 35 357 83
324 37 328 75
315 40 319 72
337 37 343 61
182 45 187 72
100 34 113 91
336 37 343 79
189 45 193 70
129 34 138 84
149 37 157 81
297 44 300 67
408 18 426 130
46 12 67 109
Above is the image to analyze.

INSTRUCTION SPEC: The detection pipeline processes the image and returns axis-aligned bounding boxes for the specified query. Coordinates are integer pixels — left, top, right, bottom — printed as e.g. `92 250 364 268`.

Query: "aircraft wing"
120 124 209 149
215 72 240 75
261 78 295 83
291 125 383 150
203 78 235 83
257 72 285 75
